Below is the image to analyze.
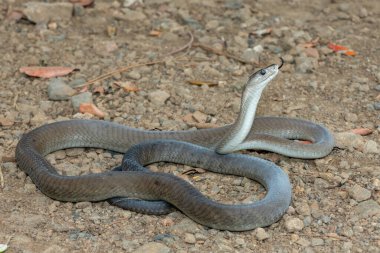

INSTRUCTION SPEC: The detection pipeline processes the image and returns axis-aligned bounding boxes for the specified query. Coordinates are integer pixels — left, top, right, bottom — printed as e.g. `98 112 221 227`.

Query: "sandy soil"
0 0 379 252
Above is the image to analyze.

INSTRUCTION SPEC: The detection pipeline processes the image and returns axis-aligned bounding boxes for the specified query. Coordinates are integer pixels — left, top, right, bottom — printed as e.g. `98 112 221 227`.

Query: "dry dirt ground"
0 0 380 252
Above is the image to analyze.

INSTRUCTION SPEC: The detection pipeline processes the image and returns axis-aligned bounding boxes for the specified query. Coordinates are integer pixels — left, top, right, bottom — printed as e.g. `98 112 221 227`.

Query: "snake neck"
215 86 265 154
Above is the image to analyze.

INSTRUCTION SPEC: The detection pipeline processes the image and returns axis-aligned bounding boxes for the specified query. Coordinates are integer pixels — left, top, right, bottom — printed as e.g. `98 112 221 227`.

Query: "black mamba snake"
15 62 334 231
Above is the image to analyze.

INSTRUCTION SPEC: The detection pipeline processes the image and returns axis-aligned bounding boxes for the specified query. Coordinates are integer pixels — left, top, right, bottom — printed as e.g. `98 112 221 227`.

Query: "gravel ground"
0 0 379 252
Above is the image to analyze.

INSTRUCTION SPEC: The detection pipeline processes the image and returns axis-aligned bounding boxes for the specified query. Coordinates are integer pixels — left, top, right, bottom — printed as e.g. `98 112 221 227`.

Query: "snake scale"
15 62 334 231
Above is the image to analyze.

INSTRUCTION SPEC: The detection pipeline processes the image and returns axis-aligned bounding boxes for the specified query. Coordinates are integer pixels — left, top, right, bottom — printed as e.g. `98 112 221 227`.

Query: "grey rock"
349 184 371 202
73 3 85 17
295 202 311 216
30 111 48 125
48 79 76 101
171 218 199 233
284 218 304 232
2 162 18 175
71 92 93 111
375 84 380 91
334 132 365 150
354 200 380 219
133 242 170 253
184 233 196 244
255 227 270 241
343 112 358 122
23 2 73 24
374 102 380 110
126 70 141 80
363 140 379 154
296 237 311 247
205 20 219 30
148 90 170 106
311 238 324 246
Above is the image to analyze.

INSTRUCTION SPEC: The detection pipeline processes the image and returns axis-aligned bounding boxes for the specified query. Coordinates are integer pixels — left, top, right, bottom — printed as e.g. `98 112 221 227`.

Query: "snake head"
247 62 281 91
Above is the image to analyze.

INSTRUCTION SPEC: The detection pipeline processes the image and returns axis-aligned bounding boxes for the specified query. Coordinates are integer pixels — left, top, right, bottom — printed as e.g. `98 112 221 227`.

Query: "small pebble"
354 200 380 218
255 227 270 241
184 233 196 244
349 184 371 202
363 140 379 154
284 218 304 232
148 90 170 106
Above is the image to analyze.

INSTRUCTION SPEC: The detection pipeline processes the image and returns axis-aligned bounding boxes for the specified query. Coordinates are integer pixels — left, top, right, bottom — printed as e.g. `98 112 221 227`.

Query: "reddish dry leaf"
351 128 373 136
69 0 94 7
327 42 357 56
187 80 218 86
114 81 139 92
20 66 77 78
79 103 105 118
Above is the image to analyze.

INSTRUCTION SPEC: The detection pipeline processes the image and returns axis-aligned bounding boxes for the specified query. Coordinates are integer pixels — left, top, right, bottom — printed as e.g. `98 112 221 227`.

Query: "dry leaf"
187 80 218 86
20 66 77 78
79 103 105 118
351 128 373 136
328 42 357 56
149 30 161 36
69 0 94 7
114 81 139 92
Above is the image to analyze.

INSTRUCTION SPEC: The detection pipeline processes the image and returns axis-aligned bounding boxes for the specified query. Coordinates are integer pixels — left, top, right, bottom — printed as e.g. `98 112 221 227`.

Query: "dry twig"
0 163 4 189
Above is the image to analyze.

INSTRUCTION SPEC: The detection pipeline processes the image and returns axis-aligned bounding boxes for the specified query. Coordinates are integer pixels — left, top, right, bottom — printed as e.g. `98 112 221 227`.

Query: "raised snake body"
15 63 334 231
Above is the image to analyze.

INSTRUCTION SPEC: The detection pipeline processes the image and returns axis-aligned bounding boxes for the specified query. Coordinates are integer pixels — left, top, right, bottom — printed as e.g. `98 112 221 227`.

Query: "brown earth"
0 0 379 252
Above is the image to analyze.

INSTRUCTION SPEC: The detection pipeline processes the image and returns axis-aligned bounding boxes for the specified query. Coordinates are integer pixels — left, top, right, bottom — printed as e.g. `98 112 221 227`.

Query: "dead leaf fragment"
114 81 139 92
20 66 77 78
187 80 218 87
351 128 373 136
149 30 162 36
79 103 105 118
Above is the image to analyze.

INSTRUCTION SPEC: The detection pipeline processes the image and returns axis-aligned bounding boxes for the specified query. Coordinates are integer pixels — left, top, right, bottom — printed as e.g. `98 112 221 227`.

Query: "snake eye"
260 69 266 75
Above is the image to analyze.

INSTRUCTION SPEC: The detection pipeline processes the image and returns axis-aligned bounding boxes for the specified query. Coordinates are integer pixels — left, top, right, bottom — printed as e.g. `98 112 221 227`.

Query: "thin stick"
80 60 165 88
166 31 194 56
